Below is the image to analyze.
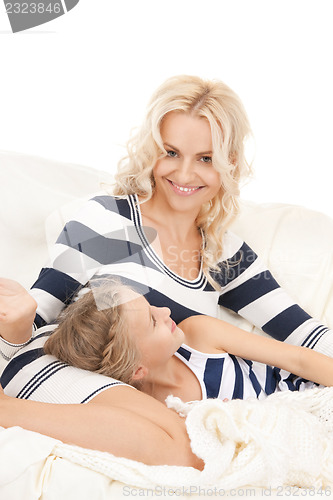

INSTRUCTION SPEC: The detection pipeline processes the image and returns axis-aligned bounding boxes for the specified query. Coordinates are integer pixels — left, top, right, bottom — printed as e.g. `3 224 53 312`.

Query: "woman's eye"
200 156 212 163
152 316 157 327
166 150 178 158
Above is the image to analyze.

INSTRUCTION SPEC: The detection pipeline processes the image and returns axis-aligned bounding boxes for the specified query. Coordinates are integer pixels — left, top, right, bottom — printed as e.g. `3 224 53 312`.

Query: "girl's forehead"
122 292 149 317
124 296 152 339
120 288 144 305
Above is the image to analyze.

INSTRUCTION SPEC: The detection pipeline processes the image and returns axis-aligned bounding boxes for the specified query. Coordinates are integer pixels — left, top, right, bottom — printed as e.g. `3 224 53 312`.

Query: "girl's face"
152 111 222 217
123 292 184 369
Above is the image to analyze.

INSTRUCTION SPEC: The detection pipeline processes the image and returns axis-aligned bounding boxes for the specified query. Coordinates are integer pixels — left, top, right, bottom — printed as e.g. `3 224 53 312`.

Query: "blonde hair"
113 75 252 285
44 281 141 384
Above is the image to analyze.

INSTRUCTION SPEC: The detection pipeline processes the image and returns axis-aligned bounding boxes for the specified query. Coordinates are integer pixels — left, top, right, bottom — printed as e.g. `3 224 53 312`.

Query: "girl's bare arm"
0 384 203 470
179 315 333 387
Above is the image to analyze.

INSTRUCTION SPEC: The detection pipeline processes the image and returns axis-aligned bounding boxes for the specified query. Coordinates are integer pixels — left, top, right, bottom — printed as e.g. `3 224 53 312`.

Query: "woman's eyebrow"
164 143 212 155
164 143 180 152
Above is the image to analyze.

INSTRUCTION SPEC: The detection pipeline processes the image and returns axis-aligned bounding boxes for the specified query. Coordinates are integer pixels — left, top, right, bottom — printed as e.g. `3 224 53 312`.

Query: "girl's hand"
0 278 37 343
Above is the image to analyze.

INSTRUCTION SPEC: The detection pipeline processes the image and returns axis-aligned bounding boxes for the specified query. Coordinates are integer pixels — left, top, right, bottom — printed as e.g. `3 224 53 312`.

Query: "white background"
0 0 332 217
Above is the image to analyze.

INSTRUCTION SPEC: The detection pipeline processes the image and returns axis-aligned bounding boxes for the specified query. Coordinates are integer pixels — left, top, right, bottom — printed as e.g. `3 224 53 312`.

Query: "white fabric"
1 388 333 499
0 150 113 290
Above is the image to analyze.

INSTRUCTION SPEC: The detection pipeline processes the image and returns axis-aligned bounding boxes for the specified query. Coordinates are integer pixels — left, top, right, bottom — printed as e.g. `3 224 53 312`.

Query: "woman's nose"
176 158 193 181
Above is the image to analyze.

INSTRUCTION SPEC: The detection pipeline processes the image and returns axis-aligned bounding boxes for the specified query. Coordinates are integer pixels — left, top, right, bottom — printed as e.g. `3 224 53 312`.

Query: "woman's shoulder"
219 230 245 261
68 193 135 228
88 193 132 213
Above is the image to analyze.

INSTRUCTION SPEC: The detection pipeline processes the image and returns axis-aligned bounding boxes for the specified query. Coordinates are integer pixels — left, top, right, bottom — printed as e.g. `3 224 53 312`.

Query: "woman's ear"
132 365 148 381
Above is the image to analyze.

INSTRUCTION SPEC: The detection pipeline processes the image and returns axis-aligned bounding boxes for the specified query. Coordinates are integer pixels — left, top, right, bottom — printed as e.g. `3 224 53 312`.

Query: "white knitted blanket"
52 387 333 489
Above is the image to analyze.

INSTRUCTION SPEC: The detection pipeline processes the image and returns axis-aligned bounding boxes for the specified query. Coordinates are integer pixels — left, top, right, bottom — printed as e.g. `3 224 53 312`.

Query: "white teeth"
171 181 199 192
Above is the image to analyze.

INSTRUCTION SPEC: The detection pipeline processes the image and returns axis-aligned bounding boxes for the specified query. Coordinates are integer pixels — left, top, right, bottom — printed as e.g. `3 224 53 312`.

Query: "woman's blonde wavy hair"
113 75 253 287
44 281 141 385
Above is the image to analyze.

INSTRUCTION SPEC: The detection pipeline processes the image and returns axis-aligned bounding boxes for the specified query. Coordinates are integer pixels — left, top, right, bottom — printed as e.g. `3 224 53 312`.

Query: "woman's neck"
139 195 199 243
138 194 203 280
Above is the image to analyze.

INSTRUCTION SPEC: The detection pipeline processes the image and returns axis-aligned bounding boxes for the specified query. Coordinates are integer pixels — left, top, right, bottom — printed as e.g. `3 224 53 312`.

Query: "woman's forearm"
0 386 202 469
0 278 36 344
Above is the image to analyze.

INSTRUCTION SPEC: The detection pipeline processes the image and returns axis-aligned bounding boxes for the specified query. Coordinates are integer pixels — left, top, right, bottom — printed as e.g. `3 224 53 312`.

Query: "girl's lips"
171 319 177 333
167 179 203 196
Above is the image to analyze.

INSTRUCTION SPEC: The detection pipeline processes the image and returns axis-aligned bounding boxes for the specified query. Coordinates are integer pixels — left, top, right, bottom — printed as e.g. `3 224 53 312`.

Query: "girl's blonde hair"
113 75 252 285
44 281 141 384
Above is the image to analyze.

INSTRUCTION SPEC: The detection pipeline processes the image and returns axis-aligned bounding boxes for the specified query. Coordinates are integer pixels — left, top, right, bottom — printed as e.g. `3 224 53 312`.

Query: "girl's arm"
0 278 36 344
0 384 202 469
179 315 333 387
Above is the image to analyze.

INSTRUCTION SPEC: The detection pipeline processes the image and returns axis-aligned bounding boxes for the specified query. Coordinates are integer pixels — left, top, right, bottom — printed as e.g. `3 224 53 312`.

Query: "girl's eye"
200 156 212 164
152 315 157 327
166 150 178 158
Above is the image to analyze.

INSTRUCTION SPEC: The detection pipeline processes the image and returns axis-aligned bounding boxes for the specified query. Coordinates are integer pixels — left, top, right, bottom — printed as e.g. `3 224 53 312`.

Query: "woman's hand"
0 384 7 406
0 384 11 429
0 278 37 344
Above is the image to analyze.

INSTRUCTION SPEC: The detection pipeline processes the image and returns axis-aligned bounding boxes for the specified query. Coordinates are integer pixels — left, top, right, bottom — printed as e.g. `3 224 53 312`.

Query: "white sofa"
0 150 333 498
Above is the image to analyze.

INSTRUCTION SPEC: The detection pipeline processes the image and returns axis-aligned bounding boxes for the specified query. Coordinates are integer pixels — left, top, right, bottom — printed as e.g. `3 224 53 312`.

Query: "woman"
29 75 332 357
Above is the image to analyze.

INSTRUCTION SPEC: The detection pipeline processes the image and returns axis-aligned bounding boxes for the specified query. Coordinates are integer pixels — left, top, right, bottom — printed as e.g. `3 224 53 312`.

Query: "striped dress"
29 193 332 355
175 344 319 401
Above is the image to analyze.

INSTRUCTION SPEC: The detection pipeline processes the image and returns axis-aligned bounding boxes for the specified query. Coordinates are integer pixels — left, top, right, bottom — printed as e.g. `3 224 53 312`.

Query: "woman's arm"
179 315 333 388
0 384 202 469
215 235 333 357
0 278 36 344
30 197 120 327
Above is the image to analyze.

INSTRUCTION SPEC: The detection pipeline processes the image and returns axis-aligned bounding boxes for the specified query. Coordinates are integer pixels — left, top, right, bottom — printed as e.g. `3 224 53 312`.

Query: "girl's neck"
138 354 203 404
138 357 182 402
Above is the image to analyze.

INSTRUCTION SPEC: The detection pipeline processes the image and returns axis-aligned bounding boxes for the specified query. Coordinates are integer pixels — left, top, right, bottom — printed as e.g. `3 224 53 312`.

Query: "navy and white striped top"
0 332 319 405
30 194 332 353
0 328 127 404
175 344 319 401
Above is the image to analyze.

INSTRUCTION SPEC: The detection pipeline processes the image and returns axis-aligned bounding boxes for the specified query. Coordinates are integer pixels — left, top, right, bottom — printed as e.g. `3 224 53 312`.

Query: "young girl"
0 278 202 469
1 278 332 408
28 75 333 358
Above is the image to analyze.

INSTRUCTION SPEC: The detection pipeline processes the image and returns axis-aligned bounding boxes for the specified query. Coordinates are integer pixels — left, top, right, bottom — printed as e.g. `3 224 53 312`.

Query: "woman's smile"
167 179 204 196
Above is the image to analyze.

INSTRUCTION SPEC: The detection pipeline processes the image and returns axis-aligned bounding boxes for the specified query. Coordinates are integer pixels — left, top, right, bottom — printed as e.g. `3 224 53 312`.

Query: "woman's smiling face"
152 111 222 216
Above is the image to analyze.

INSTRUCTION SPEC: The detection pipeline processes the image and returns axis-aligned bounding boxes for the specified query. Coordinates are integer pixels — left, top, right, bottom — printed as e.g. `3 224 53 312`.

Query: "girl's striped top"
175 344 319 401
